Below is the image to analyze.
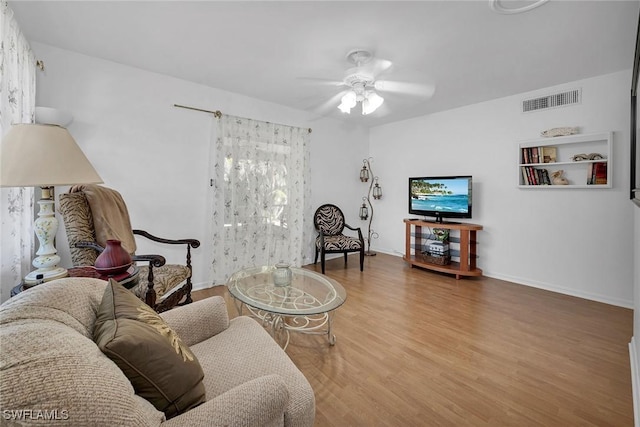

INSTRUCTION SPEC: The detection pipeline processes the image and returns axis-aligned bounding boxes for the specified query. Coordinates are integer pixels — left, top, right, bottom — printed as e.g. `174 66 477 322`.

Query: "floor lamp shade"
1 123 103 284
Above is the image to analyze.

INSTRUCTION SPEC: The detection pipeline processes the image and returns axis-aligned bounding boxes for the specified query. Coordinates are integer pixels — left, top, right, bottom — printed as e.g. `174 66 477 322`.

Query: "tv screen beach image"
410 177 471 213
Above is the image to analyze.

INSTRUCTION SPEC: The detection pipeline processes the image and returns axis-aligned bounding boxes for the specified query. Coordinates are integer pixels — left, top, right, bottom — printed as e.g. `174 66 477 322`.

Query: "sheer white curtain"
209 114 311 284
0 1 36 301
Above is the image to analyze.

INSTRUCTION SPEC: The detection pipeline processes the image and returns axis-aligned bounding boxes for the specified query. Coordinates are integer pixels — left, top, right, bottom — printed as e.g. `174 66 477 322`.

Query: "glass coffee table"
227 266 347 350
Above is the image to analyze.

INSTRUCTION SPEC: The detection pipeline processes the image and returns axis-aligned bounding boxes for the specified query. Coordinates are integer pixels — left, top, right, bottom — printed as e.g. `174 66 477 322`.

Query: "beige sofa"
0 278 315 426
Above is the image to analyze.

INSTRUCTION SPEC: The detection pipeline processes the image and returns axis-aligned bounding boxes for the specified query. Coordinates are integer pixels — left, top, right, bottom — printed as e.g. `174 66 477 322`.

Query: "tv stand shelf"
403 219 483 279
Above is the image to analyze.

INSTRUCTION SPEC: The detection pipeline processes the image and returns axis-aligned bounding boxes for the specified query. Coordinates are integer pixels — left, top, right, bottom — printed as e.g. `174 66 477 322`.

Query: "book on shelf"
542 146 557 163
521 146 558 165
521 166 529 184
522 166 536 185
531 168 540 185
521 147 541 164
531 147 540 164
541 169 551 185
589 162 607 185
527 166 536 184
520 166 550 185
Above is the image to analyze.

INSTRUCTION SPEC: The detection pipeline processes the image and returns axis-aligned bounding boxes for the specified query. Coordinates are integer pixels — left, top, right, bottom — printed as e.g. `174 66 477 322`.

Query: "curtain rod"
173 104 311 133
174 104 222 118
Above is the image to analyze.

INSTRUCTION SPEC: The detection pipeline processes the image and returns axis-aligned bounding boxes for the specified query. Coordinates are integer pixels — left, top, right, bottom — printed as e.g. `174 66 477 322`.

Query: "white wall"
30 42 368 291
633 204 640 424
632 94 640 423
369 70 634 307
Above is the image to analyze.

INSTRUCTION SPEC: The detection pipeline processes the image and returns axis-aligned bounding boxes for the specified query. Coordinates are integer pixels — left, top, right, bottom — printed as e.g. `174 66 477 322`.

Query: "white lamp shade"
338 102 352 114
362 92 384 115
1 123 103 188
342 91 357 108
338 90 358 113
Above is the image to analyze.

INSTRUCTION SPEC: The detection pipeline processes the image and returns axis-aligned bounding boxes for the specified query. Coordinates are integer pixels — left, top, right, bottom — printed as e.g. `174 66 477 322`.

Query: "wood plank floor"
193 253 634 426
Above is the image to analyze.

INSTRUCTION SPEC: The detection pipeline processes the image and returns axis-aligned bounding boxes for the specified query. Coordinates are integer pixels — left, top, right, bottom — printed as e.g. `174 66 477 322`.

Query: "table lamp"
0 123 103 284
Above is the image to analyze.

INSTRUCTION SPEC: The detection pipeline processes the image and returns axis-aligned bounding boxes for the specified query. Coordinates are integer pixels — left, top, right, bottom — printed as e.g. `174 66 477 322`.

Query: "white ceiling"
9 1 640 127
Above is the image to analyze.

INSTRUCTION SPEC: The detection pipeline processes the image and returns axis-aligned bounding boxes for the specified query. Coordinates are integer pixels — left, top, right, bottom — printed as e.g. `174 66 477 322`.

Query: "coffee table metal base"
233 299 337 350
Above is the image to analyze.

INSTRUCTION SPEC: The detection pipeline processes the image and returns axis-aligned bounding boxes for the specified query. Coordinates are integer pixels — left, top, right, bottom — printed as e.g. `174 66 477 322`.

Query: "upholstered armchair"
313 203 364 274
0 278 316 426
58 184 200 312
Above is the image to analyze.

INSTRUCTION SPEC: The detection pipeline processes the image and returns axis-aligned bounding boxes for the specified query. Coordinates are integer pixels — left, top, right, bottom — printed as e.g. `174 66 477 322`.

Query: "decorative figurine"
551 170 569 185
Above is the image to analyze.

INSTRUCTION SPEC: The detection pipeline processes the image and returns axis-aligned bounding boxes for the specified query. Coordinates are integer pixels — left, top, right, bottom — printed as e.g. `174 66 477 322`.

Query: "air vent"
522 88 581 113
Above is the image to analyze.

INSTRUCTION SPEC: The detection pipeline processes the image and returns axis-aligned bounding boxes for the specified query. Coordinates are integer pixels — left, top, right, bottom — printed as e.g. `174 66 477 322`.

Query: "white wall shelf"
517 131 612 189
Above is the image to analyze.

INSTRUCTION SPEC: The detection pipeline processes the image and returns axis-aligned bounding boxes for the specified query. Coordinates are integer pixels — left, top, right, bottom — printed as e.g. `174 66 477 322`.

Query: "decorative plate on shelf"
540 127 579 137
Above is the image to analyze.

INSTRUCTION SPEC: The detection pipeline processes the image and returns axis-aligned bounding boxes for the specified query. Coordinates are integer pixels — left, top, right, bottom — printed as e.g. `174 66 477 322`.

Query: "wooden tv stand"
403 218 483 279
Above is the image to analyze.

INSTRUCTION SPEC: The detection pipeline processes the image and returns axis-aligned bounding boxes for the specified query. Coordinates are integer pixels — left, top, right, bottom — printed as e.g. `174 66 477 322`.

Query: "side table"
67 265 140 289
10 284 24 297
10 265 140 297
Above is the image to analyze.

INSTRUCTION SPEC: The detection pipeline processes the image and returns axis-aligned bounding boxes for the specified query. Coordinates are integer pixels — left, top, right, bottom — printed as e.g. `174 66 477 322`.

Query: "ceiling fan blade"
360 57 393 77
367 101 392 117
308 90 349 118
297 77 345 87
374 80 436 98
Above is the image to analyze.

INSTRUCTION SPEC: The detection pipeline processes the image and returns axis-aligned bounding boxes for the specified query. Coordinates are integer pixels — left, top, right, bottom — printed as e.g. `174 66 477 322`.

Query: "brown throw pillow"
93 279 206 419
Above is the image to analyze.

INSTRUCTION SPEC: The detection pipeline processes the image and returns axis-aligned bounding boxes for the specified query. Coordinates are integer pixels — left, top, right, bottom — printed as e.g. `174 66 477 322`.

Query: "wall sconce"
359 160 370 182
359 198 369 220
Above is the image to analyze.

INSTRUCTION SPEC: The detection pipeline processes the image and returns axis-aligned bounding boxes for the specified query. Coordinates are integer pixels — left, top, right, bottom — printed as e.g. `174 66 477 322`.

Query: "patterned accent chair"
313 204 364 274
58 185 200 312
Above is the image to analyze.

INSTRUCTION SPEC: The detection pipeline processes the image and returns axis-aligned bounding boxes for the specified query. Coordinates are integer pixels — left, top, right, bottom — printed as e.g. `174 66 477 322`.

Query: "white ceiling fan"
304 49 436 116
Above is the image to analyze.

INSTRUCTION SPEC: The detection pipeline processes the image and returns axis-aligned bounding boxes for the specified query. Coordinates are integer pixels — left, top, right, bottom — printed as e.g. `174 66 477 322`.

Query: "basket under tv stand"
403 218 483 279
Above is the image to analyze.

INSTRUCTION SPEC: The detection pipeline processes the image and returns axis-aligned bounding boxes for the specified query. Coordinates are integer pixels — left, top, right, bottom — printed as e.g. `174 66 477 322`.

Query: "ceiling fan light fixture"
362 91 384 115
361 99 371 115
338 102 352 114
344 91 357 106
338 90 357 113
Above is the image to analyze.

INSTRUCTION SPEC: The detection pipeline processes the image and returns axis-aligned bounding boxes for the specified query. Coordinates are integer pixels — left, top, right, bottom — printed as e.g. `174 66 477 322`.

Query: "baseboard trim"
375 249 633 308
630 338 640 427
193 250 633 308
485 271 633 308
191 281 217 292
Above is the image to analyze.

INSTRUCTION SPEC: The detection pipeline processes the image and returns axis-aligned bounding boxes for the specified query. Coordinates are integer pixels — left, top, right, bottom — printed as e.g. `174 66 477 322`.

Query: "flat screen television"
408 176 473 223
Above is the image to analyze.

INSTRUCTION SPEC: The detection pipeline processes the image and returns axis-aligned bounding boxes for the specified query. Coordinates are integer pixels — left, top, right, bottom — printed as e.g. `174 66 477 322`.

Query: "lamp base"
24 267 68 285
364 251 377 256
24 191 68 286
